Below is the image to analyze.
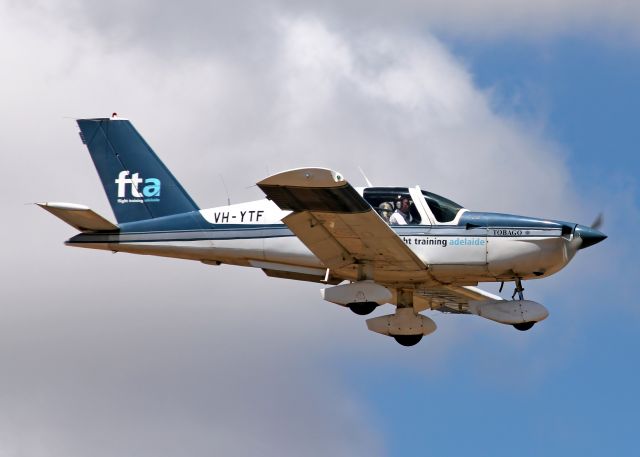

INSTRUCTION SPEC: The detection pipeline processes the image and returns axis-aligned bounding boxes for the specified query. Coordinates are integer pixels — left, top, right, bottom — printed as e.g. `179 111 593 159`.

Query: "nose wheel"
511 278 536 331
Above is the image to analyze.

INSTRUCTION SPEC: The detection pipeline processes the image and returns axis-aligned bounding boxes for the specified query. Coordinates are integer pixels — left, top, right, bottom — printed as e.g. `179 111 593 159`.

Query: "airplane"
39 115 607 346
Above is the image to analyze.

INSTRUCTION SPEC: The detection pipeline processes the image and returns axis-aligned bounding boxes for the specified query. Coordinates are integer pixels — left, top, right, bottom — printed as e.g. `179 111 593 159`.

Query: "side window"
363 188 422 225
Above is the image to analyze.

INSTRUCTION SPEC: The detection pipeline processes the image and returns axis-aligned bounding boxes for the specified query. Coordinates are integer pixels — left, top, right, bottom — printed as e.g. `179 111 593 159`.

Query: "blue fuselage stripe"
67 210 569 244
67 224 562 244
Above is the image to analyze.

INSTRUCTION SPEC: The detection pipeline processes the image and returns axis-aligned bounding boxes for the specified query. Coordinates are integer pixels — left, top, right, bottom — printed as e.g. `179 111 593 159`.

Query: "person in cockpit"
389 197 413 225
378 202 393 223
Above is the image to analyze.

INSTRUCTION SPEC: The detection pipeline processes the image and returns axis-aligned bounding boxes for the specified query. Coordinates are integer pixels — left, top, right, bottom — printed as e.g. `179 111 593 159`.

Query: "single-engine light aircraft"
39 116 607 346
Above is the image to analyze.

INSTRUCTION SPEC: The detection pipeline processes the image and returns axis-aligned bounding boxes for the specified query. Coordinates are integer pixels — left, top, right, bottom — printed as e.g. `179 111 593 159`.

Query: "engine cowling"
468 299 549 325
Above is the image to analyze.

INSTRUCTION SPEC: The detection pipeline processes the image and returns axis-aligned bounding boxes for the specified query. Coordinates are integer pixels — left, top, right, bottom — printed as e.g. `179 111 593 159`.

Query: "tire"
393 334 423 346
513 321 535 331
348 302 378 316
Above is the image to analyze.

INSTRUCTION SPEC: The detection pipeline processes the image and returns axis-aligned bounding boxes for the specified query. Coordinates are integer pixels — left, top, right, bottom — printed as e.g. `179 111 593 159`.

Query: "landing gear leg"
511 277 535 331
396 289 414 309
512 278 525 300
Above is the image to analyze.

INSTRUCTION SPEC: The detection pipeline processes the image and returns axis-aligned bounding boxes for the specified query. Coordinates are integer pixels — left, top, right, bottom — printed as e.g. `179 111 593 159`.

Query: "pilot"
378 202 393 223
389 197 413 225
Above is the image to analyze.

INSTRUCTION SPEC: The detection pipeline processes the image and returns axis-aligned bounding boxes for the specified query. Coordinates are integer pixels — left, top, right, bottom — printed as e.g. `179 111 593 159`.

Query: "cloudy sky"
2 0 639 455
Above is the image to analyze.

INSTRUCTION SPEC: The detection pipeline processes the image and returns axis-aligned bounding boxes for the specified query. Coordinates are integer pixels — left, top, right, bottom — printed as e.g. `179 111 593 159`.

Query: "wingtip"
36 202 91 210
258 168 346 188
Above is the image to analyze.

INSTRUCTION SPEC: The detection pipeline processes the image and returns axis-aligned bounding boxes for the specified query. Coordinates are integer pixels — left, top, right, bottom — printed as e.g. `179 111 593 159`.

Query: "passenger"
378 202 393 223
389 197 413 225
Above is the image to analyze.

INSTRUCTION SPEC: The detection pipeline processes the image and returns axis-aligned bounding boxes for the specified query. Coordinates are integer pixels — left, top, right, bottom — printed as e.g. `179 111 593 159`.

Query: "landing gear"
513 322 535 331
366 292 437 346
393 334 423 346
512 277 525 300
510 279 537 331
348 301 378 316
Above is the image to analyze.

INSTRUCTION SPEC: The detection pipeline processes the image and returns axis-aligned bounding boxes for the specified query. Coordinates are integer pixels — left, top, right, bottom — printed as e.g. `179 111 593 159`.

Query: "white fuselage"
69 198 579 287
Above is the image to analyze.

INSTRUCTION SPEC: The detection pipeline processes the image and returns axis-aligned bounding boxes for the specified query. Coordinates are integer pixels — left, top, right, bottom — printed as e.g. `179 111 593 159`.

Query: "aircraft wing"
257 168 426 272
415 285 503 314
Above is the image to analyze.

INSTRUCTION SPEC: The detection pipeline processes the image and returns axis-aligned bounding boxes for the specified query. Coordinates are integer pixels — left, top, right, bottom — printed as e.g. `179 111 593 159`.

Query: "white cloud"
21 0 640 46
267 17 577 217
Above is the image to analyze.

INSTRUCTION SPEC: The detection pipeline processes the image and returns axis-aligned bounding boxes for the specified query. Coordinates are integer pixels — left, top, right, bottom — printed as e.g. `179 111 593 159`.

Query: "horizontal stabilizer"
37 202 118 232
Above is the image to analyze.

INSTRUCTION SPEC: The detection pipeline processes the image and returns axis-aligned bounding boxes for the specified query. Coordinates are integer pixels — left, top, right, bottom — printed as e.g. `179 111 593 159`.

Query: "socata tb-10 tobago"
40 115 606 346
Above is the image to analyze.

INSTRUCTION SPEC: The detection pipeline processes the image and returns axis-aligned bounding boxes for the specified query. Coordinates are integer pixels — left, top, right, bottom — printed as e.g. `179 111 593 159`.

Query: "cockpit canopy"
362 187 464 225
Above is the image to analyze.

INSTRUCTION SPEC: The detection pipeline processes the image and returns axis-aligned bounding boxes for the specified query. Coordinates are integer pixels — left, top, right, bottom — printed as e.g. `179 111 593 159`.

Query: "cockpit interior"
362 187 464 226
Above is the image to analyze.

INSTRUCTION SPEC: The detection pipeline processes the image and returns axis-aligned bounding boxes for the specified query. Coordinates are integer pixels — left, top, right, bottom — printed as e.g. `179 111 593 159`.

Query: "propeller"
574 213 607 250
591 213 604 230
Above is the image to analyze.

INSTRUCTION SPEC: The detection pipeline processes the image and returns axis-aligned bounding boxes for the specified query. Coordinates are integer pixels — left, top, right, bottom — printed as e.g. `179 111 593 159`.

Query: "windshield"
421 191 463 223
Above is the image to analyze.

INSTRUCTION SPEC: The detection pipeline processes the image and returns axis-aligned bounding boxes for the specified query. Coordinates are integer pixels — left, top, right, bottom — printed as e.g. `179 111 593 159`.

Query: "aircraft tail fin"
77 117 199 224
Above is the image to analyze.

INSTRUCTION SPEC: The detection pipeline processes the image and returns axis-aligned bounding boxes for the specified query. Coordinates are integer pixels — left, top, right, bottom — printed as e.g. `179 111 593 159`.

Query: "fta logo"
115 171 161 203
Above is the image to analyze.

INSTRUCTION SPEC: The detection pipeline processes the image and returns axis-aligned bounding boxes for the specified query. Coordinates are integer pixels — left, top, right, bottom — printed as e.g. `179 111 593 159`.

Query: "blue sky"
454 36 640 188
1 1 639 456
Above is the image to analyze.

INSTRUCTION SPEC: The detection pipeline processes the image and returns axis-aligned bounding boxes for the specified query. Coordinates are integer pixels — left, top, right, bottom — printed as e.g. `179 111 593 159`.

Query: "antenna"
357 166 374 187
219 174 231 206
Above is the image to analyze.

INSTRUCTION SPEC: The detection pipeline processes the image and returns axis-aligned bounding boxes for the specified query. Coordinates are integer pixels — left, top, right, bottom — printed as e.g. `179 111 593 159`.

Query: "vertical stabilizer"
77 117 199 223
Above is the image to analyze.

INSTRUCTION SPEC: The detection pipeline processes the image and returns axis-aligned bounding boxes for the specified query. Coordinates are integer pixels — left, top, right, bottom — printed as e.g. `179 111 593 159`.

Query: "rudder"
77 117 199 223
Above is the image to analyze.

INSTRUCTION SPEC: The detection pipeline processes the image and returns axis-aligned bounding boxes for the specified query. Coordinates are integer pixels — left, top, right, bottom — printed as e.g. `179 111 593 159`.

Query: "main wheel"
513 321 535 331
393 334 423 346
348 301 378 316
